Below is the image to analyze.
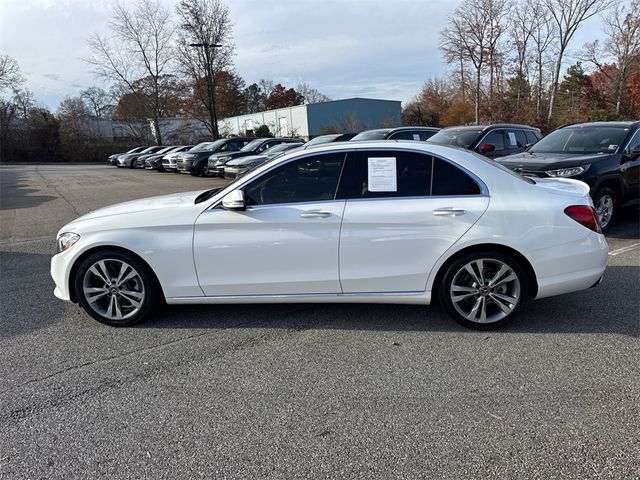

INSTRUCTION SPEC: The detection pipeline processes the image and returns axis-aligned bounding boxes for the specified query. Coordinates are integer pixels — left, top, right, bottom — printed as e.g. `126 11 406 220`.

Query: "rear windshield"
427 129 483 148
530 126 630 154
351 129 392 141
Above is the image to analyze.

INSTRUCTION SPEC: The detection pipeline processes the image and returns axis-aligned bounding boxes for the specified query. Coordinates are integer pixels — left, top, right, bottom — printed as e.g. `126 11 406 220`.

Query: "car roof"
559 121 640 129
390 126 440 132
442 124 541 132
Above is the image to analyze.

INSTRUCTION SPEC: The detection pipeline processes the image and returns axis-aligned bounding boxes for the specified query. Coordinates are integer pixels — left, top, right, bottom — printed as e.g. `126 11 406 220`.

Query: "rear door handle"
300 210 332 218
433 208 466 217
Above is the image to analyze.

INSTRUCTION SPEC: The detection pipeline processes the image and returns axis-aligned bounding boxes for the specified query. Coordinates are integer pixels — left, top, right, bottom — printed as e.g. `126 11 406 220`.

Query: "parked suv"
176 138 254 176
208 137 303 177
497 121 640 231
351 126 440 142
428 124 542 159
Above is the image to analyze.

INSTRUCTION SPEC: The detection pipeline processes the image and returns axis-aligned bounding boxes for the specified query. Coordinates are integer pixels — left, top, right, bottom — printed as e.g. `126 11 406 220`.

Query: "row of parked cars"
107 121 640 231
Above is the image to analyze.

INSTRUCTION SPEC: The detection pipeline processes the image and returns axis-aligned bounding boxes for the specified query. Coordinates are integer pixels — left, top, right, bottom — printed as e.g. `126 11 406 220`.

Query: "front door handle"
433 208 466 217
300 210 332 218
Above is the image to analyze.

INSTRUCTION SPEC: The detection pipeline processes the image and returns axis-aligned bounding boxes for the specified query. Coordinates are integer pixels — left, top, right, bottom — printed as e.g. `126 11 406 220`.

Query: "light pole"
190 43 222 139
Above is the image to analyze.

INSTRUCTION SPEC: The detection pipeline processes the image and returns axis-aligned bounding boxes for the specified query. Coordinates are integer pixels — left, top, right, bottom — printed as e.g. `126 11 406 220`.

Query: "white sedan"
51 142 608 329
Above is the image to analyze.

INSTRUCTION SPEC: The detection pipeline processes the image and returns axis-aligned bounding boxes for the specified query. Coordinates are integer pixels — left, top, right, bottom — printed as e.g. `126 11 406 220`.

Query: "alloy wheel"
449 258 521 324
595 194 614 229
82 258 145 321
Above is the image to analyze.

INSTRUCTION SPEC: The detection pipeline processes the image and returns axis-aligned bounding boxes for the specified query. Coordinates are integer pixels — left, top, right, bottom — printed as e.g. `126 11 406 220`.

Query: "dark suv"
497 121 640 231
208 137 303 177
427 124 542 159
176 137 255 176
350 126 440 142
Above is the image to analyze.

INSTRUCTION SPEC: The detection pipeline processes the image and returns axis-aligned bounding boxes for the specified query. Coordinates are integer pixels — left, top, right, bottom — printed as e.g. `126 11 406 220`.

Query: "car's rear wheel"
74 250 160 326
593 187 616 232
439 252 528 330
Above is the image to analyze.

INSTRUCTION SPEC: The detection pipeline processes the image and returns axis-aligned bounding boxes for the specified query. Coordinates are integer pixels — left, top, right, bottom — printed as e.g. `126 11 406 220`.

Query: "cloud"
42 73 61 81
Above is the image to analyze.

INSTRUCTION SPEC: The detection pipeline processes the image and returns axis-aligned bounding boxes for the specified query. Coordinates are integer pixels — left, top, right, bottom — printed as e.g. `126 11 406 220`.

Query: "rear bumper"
532 232 608 299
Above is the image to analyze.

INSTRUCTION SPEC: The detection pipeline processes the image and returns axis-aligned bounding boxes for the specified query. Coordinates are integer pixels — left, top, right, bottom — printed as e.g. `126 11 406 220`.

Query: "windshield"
240 139 267 152
306 135 338 146
140 146 161 153
530 126 629 154
128 147 144 153
155 146 175 154
350 129 392 141
428 129 483 148
190 140 226 153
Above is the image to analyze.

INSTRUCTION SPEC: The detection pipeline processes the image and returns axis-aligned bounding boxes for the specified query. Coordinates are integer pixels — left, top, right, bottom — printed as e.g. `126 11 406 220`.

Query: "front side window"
389 130 414 140
244 152 346 206
624 129 640 155
505 130 527 149
480 131 505 151
428 129 483 149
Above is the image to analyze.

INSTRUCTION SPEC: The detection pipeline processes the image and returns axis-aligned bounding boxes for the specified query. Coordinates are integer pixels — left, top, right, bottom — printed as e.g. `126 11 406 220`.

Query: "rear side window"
432 158 481 196
389 130 414 140
340 150 433 198
505 130 527 148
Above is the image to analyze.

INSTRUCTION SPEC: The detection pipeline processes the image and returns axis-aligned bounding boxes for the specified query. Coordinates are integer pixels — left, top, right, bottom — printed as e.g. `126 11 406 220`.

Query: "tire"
439 251 529 330
593 187 617 233
202 163 213 177
74 250 162 327
129 161 136 169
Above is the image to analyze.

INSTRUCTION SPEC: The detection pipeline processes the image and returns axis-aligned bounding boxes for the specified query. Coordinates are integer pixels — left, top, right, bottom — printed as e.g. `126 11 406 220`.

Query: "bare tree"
84 0 174 144
544 0 614 123
80 86 111 118
441 0 495 124
511 0 536 106
176 0 235 138
528 0 558 116
296 82 331 104
484 0 511 117
581 0 640 115
0 55 24 94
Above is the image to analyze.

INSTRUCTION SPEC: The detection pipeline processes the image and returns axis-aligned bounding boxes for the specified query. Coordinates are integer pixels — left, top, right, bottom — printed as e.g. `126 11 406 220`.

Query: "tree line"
403 0 639 130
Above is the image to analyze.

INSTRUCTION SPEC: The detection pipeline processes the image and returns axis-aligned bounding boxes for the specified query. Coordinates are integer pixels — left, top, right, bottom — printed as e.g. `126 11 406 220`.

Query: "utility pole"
189 43 222 139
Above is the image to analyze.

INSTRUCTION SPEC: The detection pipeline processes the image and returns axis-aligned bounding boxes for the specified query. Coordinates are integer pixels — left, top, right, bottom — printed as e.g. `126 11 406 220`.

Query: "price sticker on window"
368 157 397 192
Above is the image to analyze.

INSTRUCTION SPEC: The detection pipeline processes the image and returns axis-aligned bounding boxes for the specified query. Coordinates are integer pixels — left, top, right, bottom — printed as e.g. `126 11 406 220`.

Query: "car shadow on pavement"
606 205 640 240
0 168 57 211
143 265 639 336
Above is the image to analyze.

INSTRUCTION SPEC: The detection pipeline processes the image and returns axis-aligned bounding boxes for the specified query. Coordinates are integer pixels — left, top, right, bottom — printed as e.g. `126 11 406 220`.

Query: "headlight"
56 232 80 253
545 164 590 178
216 156 232 164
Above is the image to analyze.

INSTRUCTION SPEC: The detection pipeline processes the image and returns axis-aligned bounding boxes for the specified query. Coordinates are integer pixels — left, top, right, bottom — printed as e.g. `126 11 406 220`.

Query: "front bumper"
51 247 79 302
177 159 198 172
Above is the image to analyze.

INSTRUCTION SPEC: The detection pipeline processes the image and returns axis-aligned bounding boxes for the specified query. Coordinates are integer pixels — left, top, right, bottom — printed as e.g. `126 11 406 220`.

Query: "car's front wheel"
439 252 528 330
74 250 161 326
593 187 616 232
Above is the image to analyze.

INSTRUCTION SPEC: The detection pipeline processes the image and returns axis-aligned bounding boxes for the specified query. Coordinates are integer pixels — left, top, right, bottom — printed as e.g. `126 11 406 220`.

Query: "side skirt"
165 291 432 305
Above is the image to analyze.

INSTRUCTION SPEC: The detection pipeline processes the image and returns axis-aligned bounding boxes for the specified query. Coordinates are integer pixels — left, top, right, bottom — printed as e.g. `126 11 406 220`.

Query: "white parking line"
608 242 640 256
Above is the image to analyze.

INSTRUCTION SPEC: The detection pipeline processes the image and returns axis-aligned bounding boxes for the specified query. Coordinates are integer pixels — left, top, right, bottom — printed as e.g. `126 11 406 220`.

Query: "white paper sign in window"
508 132 517 146
368 157 397 192
413 133 421 141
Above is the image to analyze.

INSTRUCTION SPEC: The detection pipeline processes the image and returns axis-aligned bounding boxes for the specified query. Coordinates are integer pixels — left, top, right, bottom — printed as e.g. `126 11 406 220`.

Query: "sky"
0 0 608 111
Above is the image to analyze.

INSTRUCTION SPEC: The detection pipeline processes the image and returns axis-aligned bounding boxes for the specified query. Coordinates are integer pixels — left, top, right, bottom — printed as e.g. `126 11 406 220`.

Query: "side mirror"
479 143 496 153
221 190 246 211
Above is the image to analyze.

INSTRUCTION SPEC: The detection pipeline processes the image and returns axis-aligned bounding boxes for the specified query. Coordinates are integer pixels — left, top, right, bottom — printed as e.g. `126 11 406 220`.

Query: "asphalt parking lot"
1 164 639 479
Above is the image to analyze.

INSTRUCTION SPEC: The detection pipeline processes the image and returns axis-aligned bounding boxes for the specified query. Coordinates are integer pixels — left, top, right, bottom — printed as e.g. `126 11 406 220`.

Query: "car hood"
227 155 267 167
497 151 609 170
65 190 205 227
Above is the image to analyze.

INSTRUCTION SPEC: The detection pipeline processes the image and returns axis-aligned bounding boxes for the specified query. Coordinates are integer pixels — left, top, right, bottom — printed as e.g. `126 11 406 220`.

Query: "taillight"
564 205 602 233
